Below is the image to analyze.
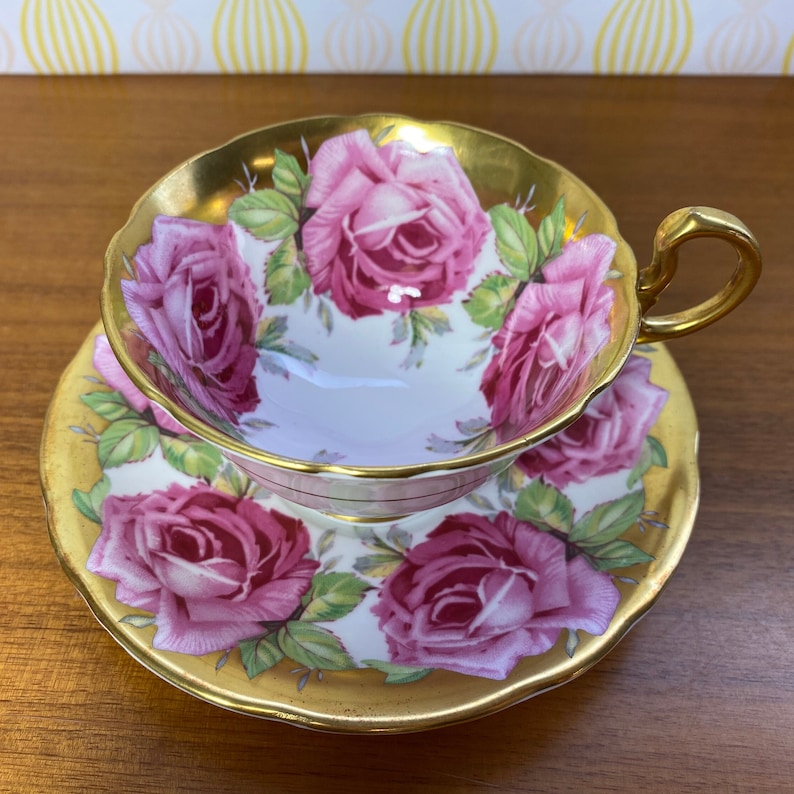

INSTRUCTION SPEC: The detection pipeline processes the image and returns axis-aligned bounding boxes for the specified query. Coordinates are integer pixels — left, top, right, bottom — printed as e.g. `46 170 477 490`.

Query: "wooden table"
2 74 792 792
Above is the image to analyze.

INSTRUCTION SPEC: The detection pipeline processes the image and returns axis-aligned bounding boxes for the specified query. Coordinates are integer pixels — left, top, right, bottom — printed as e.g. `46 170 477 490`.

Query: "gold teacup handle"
637 206 761 344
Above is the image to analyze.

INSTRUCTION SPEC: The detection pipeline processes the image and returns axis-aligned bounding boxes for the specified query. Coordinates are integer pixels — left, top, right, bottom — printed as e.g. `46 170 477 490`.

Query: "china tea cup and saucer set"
41 115 761 733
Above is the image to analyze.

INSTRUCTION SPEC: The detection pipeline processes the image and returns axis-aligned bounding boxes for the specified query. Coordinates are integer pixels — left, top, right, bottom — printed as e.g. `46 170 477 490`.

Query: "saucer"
41 323 699 734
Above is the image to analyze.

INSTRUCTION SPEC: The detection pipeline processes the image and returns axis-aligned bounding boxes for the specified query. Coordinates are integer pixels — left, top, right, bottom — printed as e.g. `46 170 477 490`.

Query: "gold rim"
101 114 640 479
41 324 698 734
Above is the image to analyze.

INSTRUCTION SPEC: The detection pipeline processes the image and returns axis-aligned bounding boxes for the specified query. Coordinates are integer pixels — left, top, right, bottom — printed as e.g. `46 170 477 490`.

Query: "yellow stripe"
288 0 308 72
674 0 693 73
252 0 264 71
20 0 35 72
227 0 241 72
211 0 225 71
22 0 34 72
402 1 421 73
652 0 667 72
481 0 497 73
240 0 253 71
414 0 430 74
270 0 287 73
431 0 444 74
71 0 93 72
86 0 118 72
42 0 67 74
636 0 656 73
660 0 677 73
47 0 69 72
594 0 620 74
462 1 474 74
783 34 794 75
445 0 458 74
620 1 642 74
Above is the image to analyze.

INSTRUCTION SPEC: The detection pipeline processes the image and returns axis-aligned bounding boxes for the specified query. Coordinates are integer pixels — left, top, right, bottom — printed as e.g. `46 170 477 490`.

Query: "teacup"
101 115 760 519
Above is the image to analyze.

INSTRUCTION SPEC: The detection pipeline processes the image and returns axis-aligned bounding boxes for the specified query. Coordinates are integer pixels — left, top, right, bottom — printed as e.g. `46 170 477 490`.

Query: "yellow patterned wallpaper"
1 0 792 75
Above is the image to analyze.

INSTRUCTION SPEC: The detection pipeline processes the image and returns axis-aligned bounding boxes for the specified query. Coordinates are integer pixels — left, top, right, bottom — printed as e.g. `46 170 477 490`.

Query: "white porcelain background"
235 223 500 466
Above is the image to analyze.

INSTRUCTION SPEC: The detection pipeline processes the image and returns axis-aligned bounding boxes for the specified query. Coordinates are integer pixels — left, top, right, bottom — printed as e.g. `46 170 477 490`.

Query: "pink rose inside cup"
122 215 262 426
302 129 491 318
481 233 617 440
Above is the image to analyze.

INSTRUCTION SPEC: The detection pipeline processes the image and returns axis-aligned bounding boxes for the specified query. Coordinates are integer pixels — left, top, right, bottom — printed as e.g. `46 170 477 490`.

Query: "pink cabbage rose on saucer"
92 334 186 434
301 128 491 318
87 483 319 656
517 354 668 489
481 233 616 440
122 216 261 424
372 511 620 679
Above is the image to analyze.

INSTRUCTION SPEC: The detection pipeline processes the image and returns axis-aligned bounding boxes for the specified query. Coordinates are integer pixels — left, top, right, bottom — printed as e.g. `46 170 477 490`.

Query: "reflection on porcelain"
102 116 760 519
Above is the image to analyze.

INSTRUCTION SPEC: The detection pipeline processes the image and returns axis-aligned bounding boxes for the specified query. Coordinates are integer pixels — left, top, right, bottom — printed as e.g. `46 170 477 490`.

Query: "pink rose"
122 216 261 424
481 233 616 441
302 129 490 318
93 334 186 434
87 483 319 655
372 511 620 679
517 355 668 488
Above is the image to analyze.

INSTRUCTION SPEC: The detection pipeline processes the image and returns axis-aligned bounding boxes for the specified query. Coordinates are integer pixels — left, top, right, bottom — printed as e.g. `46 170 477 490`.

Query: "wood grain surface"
2 74 792 793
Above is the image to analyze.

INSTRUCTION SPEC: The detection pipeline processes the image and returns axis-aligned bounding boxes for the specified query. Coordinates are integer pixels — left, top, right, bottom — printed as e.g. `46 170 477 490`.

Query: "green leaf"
564 628 580 658
72 474 110 524
212 461 257 498
228 188 299 241
488 204 538 280
569 490 646 546
122 251 136 279
372 125 395 146
413 306 451 336
317 296 333 333
277 621 357 671
160 434 223 481
362 659 434 684
626 438 654 489
647 435 668 468
385 525 411 553
461 346 491 371
315 529 336 559
300 572 370 622
256 314 289 347
627 435 667 488
463 274 520 330
118 614 157 629
239 635 285 679
97 418 160 468
581 539 655 571
499 464 527 494
514 479 574 533
537 195 566 261
391 313 410 345
271 149 310 208
266 238 312 305
353 551 404 579
466 492 496 512
256 313 317 365
80 390 138 422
